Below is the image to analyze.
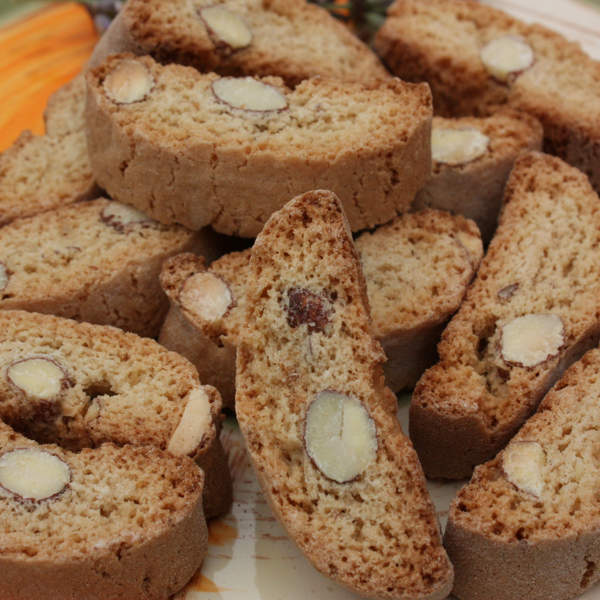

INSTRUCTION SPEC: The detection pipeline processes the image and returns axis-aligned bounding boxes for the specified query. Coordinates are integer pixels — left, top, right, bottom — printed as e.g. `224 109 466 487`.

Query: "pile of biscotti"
2 0 600 598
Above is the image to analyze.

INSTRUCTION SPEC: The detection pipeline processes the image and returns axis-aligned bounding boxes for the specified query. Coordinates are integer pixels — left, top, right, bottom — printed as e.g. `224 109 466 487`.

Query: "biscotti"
0 75 97 225
413 111 543 242
0 310 232 518
411 152 600 480
89 0 389 86
235 190 453 599
445 347 600 600
374 0 600 192
357 209 483 391
159 251 248 409
0 198 221 338
85 53 432 237
159 209 482 404
0 420 206 600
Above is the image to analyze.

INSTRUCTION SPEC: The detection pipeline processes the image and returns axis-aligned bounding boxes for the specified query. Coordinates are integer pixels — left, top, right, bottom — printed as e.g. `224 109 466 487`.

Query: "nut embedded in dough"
101 201 152 231
431 126 490 166
199 6 252 51
212 77 288 112
497 282 519 301
285 287 332 334
304 390 378 483
0 448 71 502
502 440 545 497
167 388 212 456
179 272 233 322
6 356 68 400
480 35 534 82
500 313 564 367
103 59 155 104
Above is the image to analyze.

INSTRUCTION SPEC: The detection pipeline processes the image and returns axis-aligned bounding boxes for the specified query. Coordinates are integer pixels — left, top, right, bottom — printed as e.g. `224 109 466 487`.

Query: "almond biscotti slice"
235 190 453 599
374 0 600 192
88 0 389 86
411 152 600 480
0 75 97 226
159 251 249 409
0 198 222 338
0 310 232 518
414 111 542 242
159 209 482 406
445 347 600 600
357 209 483 392
85 54 432 237
0 421 206 600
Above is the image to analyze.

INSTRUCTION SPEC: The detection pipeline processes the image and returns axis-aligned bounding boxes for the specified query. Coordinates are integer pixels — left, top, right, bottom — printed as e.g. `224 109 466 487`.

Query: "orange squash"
0 2 98 152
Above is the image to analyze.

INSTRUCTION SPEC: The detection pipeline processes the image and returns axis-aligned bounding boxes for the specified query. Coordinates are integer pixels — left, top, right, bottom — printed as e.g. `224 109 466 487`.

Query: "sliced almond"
200 6 252 50
103 59 155 104
7 356 67 400
498 283 519 301
480 35 534 82
431 127 490 166
500 313 564 368
304 390 378 483
180 272 233 322
212 77 288 112
167 388 212 456
101 202 152 231
0 448 71 502
502 441 545 498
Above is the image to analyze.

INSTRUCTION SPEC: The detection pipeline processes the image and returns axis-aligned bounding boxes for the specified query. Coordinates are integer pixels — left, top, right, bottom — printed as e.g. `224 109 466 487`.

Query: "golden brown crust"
235 190 452 599
85 54 432 237
159 303 238 409
195 421 233 518
445 519 600 600
89 0 389 86
411 152 600 479
375 0 600 192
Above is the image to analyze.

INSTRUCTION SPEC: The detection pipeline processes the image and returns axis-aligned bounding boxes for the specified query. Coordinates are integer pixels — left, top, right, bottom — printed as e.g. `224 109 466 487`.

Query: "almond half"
212 77 288 112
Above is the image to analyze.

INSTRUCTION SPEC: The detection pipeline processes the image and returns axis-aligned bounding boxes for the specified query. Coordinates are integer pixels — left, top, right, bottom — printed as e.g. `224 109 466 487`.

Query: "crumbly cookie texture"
356 209 483 391
0 421 206 600
88 0 389 86
0 310 231 519
159 209 482 404
411 152 600 479
0 75 97 226
85 53 432 237
414 110 543 242
445 348 600 600
0 198 217 338
235 190 453 599
375 0 600 193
